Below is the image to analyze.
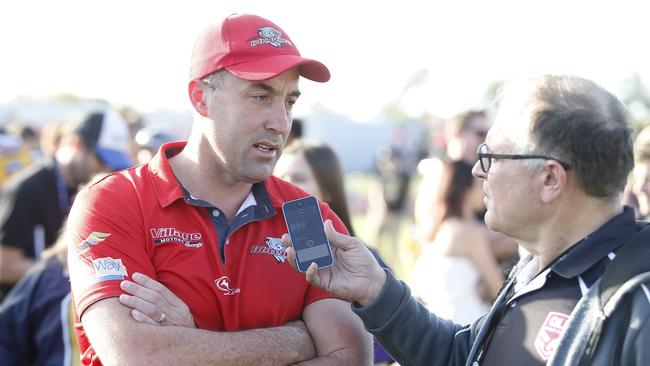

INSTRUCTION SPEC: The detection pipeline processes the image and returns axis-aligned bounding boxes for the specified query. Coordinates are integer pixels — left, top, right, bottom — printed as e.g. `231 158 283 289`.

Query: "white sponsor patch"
91 257 128 282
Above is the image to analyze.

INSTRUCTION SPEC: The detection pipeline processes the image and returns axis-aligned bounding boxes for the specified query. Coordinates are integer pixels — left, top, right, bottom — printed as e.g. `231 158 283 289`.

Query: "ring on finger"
158 313 166 323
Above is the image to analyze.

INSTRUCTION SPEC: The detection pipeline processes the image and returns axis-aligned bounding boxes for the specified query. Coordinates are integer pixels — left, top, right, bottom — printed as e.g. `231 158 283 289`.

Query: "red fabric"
67 141 345 365
190 13 330 82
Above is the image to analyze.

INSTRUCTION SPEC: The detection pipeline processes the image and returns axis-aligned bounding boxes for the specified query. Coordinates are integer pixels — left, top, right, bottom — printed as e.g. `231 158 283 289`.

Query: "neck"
169 135 252 220
524 196 623 272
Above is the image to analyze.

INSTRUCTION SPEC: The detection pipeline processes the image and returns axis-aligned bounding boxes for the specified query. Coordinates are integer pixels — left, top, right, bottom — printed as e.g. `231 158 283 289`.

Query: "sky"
1 0 649 122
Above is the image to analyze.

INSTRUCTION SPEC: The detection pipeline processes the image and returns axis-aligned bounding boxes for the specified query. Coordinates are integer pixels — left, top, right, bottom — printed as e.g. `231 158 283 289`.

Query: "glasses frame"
477 143 571 173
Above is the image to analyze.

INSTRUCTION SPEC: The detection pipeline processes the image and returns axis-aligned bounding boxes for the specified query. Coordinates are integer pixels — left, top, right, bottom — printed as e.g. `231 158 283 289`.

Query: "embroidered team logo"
249 26 291 48
76 232 111 252
215 275 240 296
150 227 203 248
534 311 570 360
250 237 288 263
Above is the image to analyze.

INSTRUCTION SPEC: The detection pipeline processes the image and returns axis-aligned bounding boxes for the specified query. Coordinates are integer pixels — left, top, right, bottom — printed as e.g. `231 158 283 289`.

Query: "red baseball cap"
190 14 330 82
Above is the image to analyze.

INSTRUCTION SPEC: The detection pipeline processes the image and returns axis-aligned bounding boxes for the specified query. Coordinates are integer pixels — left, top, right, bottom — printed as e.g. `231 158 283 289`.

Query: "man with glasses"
287 74 650 365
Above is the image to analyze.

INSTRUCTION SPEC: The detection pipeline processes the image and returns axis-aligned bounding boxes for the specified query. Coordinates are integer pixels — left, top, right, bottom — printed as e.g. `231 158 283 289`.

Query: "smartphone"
282 196 334 272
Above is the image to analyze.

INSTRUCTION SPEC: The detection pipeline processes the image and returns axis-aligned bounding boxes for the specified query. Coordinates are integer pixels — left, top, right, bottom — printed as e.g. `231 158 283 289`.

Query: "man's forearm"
83 298 315 366
293 346 372 366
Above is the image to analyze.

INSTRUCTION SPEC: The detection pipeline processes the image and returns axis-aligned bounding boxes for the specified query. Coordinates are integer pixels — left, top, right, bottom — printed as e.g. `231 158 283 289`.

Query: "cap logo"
250 26 291 48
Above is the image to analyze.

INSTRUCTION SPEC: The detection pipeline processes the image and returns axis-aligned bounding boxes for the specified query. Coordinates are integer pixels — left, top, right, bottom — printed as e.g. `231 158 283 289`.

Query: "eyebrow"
250 82 301 98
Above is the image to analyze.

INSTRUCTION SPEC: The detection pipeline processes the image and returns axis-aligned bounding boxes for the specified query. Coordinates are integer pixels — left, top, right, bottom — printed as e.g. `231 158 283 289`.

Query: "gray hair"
507 75 633 198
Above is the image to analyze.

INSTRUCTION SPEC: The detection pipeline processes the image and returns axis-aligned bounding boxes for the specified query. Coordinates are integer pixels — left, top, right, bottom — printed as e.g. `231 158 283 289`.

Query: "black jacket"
353 268 650 366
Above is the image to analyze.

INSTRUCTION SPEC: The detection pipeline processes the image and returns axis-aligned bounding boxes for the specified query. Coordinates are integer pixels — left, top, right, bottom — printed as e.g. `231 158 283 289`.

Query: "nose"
472 160 486 179
265 100 292 136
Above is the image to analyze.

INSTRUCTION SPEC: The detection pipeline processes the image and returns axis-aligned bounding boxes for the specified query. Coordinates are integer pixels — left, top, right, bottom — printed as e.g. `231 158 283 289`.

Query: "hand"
283 220 386 306
119 272 195 328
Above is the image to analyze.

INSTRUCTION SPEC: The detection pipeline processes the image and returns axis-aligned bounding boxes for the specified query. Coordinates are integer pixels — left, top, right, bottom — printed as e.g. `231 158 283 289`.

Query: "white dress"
411 244 490 325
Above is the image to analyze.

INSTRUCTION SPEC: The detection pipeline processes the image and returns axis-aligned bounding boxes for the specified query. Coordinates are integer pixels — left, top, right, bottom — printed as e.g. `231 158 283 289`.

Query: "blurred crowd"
1 101 649 365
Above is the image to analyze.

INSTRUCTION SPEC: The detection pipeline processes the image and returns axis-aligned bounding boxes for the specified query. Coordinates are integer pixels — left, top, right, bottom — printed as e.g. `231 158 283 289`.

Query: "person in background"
0 172 109 366
284 74 650 365
0 128 33 184
66 13 371 365
7 123 43 163
0 110 132 302
133 127 176 164
413 110 518 267
286 117 303 146
625 124 650 219
410 160 503 324
274 139 395 365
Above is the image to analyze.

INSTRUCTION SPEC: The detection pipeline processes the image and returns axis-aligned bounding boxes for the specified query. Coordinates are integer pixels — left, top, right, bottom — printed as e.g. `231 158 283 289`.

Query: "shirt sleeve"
302 202 349 306
66 174 155 317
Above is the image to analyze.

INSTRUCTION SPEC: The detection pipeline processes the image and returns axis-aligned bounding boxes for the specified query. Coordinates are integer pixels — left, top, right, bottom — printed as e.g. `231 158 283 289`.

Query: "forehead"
486 91 534 150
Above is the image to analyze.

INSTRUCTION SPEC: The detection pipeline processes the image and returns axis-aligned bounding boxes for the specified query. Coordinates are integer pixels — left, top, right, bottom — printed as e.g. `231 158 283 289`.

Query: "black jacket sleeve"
351 269 474 366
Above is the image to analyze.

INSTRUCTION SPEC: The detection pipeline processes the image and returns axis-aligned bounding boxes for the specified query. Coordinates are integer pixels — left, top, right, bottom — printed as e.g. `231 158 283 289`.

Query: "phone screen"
282 196 334 272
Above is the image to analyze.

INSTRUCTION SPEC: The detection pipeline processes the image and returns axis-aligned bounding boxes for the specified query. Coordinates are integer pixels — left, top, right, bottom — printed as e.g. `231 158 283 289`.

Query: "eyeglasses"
476 143 571 173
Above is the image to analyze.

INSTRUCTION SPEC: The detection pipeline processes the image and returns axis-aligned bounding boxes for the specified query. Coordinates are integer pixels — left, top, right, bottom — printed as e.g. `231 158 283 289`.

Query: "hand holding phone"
282 196 334 272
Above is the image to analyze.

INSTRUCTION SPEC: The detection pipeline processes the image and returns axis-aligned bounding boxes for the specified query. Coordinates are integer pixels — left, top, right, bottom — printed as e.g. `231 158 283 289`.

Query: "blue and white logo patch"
91 257 128 282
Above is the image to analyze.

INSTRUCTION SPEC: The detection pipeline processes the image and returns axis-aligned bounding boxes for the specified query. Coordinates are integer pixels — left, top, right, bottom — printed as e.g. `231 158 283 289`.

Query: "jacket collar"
552 206 637 278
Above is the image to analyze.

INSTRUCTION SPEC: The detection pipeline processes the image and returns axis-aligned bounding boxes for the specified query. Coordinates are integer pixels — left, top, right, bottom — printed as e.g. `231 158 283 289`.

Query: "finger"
130 308 160 326
305 262 320 286
281 233 291 248
285 244 299 272
132 273 180 305
121 279 167 310
119 293 162 322
323 220 361 250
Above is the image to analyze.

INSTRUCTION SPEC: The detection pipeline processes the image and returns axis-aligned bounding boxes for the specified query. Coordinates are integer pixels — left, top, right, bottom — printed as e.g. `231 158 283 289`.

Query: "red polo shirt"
67 142 345 365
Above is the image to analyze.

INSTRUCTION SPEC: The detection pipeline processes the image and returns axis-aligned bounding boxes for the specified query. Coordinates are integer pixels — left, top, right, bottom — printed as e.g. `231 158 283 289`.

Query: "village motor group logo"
150 227 203 248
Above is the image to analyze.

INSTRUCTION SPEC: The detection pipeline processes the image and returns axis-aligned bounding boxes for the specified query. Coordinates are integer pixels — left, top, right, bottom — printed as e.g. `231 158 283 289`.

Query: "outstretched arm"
283 220 387 306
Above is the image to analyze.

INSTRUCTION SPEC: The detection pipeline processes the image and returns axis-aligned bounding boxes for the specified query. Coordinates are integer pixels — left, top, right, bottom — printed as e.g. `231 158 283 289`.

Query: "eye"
252 94 270 102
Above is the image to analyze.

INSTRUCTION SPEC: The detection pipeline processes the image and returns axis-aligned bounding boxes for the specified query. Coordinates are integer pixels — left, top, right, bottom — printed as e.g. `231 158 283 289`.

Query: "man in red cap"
66 14 372 365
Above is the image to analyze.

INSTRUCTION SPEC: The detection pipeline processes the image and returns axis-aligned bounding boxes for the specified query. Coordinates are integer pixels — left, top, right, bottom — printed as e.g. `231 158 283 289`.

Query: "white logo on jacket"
534 311 570 360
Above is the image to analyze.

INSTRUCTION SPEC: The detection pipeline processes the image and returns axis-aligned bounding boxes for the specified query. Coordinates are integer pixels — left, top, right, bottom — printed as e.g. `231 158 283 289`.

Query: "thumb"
324 220 360 250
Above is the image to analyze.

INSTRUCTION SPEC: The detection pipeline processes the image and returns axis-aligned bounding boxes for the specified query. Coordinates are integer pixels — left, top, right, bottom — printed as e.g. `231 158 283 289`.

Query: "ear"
188 79 208 117
539 161 568 204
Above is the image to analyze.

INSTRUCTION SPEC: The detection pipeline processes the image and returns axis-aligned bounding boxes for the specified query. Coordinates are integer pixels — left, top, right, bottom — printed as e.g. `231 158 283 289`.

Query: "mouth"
253 141 279 153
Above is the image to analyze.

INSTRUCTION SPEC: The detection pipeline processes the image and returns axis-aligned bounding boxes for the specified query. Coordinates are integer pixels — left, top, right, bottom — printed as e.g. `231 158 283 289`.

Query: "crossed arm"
82 274 372 365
